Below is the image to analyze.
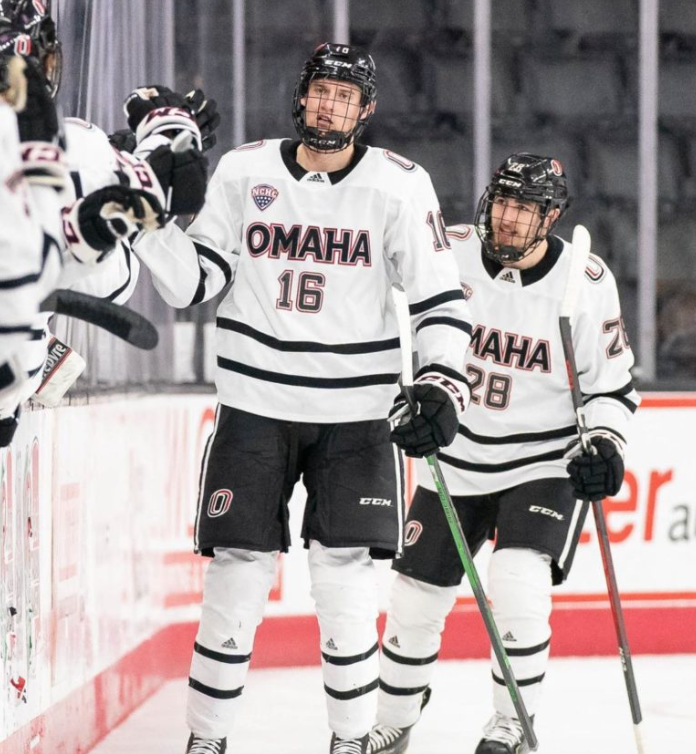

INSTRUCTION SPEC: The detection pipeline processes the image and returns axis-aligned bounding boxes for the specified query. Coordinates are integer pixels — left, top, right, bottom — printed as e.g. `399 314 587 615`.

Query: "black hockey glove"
0 407 20 448
65 185 165 263
124 84 188 132
185 88 221 151
108 127 137 154
16 57 59 143
389 368 469 458
147 143 208 215
566 435 625 501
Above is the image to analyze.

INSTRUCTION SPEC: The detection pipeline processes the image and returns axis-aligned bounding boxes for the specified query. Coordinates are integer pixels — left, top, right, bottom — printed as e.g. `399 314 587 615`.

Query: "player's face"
489 196 544 252
302 79 365 136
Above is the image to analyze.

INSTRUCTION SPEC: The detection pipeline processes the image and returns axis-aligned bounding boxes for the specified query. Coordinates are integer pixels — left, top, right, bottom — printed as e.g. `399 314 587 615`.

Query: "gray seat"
585 134 681 203
522 56 623 120
441 0 532 36
660 62 696 120
660 0 696 37
429 53 517 121
542 0 638 38
247 0 323 37
659 211 696 281
349 0 428 36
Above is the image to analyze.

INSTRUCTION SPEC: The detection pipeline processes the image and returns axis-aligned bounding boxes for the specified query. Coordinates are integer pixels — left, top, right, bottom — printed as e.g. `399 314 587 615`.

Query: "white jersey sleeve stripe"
415 316 472 335
408 289 465 315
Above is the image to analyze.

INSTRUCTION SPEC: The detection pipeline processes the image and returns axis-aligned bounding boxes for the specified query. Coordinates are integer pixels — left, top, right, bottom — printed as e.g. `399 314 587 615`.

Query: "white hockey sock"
379 574 458 729
487 548 553 719
187 547 278 739
308 540 380 740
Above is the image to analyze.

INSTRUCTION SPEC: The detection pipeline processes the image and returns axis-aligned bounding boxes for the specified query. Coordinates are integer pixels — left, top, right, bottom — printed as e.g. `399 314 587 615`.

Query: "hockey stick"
559 225 646 754
392 289 538 753
40 289 159 350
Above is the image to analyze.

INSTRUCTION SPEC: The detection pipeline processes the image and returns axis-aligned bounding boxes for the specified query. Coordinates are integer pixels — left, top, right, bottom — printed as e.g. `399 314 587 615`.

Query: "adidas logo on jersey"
502 631 517 642
388 635 401 648
499 271 516 283
221 637 238 649
307 172 326 183
326 638 338 650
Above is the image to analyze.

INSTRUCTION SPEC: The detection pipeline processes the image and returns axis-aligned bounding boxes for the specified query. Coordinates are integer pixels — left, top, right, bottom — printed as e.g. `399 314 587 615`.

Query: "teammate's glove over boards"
147 143 207 215
16 57 60 143
389 367 469 458
124 85 188 131
185 88 221 151
63 185 165 264
565 431 625 501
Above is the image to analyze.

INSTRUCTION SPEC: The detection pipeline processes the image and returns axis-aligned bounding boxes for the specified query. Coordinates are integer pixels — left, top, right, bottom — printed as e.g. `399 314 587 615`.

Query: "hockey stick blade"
40 289 159 350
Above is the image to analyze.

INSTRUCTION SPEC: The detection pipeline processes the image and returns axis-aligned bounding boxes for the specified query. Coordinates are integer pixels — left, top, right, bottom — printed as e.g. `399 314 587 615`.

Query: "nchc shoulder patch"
585 253 607 284
383 149 417 172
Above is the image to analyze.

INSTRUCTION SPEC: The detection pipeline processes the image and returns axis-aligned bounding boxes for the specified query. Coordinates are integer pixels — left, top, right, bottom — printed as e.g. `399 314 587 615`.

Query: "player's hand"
0 55 28 112
389 368 469 458
63 185 165 264
16 57 59 143
108 127 137 153
124 85 188 131
185 88 221 151
566 435 625 501
147 143 208 215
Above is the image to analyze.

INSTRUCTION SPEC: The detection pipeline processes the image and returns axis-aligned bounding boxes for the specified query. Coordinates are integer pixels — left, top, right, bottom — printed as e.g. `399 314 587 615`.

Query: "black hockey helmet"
0 0 61 97
292 42 377 152
475 153 570 263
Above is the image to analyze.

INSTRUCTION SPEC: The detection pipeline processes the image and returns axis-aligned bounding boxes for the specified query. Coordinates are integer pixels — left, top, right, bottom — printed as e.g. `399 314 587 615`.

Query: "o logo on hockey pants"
404 520 423 546
207 489 233 518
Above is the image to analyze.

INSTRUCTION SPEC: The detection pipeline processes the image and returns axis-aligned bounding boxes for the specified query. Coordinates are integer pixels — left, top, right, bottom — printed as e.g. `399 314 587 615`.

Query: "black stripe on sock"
188 677 244 699
381 644 438 666
194 641 252 664
378 679 430 696
324 678 379 700
322 642 378 666
505 638 551 657
492 671 545 687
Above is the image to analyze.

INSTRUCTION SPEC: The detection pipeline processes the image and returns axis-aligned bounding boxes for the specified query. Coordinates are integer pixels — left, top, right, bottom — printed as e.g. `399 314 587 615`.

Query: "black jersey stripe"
188 677 244 699
381 644 439 666
409 289 464 315
321 642 379 666
438 448 565 473
218 356 399 388
584 391 638 414
194 641 252 664
190 267 207 306
217 317 401 355
492 671 545 687
0 324 34 334
505 638 551 657
415 316 472 336
0 273 41 290
194 242 234 286
458 424 576 445
378 679 430 696
70 170 84 199
106 242 133 302
324 678 379 700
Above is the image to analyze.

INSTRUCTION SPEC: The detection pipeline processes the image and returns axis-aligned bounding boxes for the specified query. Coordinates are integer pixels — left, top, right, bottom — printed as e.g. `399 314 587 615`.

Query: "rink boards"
1 392 694 753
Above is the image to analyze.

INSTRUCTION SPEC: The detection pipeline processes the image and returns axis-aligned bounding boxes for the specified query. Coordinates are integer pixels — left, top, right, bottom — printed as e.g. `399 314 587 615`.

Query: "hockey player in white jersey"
133 42 472 754
0 1 211 434
371 154 640 754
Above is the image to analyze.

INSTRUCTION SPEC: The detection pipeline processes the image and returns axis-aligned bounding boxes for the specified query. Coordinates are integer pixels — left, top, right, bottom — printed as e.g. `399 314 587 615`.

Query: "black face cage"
292 55 377 153
474 189 562 264
0 13 61 97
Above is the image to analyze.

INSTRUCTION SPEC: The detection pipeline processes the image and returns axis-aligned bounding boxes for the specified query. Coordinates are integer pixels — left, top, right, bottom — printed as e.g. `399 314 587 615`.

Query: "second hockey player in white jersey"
373 154 640 754
134 42 472 754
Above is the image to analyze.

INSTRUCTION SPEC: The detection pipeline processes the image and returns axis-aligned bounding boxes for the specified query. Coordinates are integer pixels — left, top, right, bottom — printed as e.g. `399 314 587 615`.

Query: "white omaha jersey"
135 139 471 422
417 224 640 496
